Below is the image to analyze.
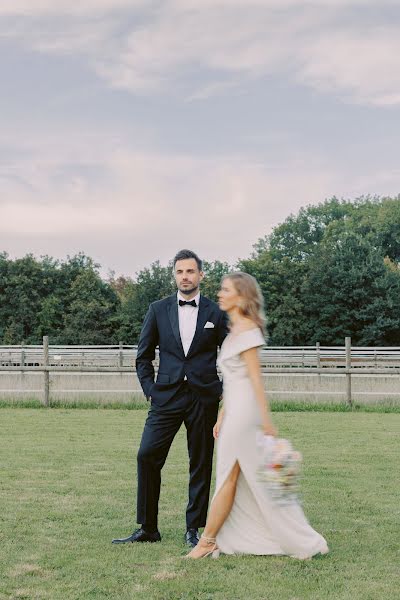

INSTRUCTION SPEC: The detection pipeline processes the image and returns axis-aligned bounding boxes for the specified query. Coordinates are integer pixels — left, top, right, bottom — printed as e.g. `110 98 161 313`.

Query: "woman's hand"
213 419 223 439
213 407 224 439
263 418 277 437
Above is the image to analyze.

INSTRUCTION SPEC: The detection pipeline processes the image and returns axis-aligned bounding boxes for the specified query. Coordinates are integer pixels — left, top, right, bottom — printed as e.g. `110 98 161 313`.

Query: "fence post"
345 336 352 406
119 341 123 368
21 344 25 368
43 336 49 407
316 342 321 369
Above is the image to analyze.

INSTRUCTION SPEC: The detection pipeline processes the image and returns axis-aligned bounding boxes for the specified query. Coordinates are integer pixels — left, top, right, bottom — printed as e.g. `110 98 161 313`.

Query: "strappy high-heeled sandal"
184 534 220 559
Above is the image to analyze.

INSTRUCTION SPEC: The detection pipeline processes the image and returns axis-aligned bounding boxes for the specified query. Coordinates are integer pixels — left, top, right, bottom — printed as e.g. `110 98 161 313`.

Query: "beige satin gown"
214 328 329 559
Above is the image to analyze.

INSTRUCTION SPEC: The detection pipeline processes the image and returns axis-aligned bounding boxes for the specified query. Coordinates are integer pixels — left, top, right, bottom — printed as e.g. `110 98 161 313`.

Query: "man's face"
174 258 204 296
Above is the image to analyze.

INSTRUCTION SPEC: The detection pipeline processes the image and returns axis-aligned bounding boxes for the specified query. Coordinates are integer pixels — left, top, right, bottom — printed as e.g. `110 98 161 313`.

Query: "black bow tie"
179 299 197 307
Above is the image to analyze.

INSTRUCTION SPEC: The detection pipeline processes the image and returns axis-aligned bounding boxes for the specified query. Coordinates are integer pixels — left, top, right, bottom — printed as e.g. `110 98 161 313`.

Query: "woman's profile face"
218 278 240 312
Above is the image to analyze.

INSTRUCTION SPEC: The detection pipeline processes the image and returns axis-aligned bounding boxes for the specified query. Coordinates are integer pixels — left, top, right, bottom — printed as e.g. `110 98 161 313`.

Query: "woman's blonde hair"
222 271 266 334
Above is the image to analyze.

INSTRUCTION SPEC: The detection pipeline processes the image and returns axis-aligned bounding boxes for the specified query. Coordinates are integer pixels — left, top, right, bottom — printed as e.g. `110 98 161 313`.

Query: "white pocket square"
204 321 215 329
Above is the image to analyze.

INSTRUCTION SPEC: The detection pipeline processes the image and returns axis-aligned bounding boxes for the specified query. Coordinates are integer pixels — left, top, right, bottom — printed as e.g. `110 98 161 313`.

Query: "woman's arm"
241 347 277 436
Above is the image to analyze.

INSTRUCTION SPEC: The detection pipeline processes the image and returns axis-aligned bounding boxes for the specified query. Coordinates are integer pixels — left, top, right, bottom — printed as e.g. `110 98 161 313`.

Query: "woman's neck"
228 308 244 331
228 309 256 334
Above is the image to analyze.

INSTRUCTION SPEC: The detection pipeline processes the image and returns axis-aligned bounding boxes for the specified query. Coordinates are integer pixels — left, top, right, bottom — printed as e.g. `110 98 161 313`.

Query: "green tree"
2 320 25 345
301 233 400 345
239 253 308 345
117 261 175 343
63 268 120 344
0 252 119 344
240 196 400 345
201 260 231 301
0 254 60 344
254 197 356 263
35 295 65 342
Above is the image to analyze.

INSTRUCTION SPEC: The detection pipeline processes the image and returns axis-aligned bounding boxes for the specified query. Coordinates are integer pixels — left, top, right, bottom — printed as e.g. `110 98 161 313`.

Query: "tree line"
1 196 399 346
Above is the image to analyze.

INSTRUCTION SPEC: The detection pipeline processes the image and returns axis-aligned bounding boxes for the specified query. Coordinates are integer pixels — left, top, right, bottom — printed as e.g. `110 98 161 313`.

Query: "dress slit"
211 458 241 505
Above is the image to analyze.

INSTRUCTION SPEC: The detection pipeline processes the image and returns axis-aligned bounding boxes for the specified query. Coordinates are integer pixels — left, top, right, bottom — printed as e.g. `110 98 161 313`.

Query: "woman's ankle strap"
201 533 216 544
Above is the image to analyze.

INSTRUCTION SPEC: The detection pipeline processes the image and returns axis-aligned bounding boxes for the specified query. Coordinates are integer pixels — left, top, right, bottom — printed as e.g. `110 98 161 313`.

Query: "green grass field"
0 409 399 600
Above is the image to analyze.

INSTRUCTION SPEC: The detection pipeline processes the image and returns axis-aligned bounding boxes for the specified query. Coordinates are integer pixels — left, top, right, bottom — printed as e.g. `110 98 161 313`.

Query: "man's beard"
179 285 198 296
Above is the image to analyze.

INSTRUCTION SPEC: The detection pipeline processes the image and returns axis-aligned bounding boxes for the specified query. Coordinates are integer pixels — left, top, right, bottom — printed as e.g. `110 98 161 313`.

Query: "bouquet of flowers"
256 433 302 505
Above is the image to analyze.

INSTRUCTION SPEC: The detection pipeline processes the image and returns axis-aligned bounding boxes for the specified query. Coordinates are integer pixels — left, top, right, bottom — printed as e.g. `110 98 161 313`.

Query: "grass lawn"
0 409 399 600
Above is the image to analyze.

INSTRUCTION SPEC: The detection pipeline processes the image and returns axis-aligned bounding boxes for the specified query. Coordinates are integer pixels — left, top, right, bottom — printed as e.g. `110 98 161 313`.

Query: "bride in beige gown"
186 272 328 560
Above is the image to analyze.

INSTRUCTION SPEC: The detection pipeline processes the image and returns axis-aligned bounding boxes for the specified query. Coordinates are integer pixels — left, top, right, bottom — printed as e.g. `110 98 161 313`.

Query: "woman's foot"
184 534 220 559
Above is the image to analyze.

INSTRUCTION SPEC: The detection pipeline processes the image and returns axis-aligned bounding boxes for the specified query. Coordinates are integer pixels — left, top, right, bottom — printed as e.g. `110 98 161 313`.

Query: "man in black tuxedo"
112 249 229 547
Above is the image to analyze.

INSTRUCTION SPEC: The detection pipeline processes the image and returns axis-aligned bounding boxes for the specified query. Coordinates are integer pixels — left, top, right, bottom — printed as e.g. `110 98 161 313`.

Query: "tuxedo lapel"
167 295 185 356
186 296 211 358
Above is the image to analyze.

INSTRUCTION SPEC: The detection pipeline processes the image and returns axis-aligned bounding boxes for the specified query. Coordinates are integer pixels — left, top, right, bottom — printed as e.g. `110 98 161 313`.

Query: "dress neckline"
219 327 264 362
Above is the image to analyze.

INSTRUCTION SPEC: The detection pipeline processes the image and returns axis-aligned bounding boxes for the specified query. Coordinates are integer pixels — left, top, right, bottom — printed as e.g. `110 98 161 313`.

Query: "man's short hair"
173 249 203 271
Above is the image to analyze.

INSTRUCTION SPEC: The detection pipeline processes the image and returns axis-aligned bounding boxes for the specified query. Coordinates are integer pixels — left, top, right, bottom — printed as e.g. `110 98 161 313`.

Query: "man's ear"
199 271 205 282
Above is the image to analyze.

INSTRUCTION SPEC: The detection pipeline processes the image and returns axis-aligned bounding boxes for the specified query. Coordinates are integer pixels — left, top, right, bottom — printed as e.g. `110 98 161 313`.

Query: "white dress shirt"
177 290 200 357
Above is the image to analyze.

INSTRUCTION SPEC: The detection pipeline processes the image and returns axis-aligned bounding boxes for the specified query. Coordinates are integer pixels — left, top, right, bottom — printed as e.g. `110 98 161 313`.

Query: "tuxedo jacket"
136 294 229 406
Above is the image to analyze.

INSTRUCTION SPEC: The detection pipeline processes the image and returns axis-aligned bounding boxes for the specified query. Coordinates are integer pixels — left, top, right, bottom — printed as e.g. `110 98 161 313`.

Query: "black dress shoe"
185 528 200 548
112 527 161 544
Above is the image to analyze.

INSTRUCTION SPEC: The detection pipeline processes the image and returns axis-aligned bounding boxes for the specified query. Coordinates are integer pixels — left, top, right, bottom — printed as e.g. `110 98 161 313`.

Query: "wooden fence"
1 337 400 406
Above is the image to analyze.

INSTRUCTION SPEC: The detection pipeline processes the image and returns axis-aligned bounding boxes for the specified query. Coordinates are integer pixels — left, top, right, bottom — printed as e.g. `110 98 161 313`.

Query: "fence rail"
2 342 400 369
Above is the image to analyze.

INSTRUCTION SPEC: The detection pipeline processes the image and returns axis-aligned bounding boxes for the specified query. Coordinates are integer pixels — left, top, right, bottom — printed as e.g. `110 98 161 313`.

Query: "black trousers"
136 385 218 530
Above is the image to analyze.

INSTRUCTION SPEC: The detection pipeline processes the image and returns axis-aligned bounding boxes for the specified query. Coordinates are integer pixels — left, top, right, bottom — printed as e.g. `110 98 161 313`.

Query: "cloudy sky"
1 0 400 277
